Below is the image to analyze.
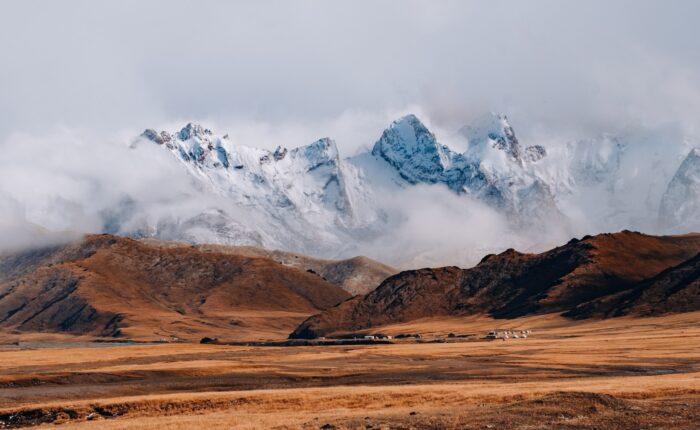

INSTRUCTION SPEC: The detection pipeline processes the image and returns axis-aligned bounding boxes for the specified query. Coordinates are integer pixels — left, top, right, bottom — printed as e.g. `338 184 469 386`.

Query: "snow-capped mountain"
660 147 700 231
136 123 379 257
114 113 700 266
551 125 696 233
368 114 561 226
130 114 566 259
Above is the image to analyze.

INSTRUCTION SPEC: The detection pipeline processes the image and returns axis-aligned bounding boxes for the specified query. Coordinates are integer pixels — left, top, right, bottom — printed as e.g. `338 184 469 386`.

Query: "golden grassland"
1 312 699 429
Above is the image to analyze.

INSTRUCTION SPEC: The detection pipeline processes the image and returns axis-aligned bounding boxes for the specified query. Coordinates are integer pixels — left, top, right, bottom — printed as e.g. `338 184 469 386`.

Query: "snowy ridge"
371 114 463 187
369 114 560 223
137 123 380 256
123 114 700 264
660 147 700 230
459 113 523 162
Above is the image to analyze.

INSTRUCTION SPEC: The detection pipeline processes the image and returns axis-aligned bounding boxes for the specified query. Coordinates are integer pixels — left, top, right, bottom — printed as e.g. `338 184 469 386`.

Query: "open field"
1 312 699 429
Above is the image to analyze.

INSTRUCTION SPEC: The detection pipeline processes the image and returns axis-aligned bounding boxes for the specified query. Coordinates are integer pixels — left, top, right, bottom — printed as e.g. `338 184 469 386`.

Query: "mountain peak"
141 123 213 146
290 137 339 169
374 114 436 155
393 113 424 128
306 137 337 153
178 123 212 141
370 114 455 185
659 146 700 230
140 128 172 145
460 112 522 161
141 128 160 143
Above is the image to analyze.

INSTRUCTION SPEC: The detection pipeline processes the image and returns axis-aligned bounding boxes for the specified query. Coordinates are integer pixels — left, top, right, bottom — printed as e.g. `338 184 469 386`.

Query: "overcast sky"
2 0 700 150
2 0 700 259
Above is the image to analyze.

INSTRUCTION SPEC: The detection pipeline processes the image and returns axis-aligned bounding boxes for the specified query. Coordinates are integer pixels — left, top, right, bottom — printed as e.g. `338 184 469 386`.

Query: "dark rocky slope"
291 231 700 338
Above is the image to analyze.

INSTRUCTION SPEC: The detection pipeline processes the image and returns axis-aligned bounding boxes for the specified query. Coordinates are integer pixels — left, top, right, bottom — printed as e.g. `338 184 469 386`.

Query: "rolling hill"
0 235 361 341
187 243 396 295
566 251 700 318
291 231 700 338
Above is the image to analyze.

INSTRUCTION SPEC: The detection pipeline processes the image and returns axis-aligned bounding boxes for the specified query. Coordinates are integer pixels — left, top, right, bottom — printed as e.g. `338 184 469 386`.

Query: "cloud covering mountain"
2 113 698 269
2 1 700 267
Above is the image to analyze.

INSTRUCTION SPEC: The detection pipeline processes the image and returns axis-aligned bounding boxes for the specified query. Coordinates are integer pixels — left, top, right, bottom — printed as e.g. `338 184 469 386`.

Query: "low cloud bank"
362 185 571 268
2 112 694 268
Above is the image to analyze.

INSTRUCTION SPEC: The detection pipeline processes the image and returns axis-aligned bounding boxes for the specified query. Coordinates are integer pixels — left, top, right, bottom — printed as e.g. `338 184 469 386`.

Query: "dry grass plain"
1 312 699 429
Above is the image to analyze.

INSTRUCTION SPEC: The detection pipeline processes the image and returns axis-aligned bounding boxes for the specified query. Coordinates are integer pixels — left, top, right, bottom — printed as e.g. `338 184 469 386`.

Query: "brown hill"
0 235 351 341
187 244 397 296
566 251 700 318
290 231 700 338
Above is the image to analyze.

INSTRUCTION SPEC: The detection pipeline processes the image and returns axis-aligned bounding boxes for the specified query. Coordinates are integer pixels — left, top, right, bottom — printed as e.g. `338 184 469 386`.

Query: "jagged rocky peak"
141 123 215 146
371 114 447 162
141 128 161 143
140 128 172 145
460 113 523 161
140 123 231 169
178 123 212 141
372 114 439 155
299 137 338 161
689 147 700 160
129 114 564 255
371 114 458 184
141 123 342 175
659 147 700 229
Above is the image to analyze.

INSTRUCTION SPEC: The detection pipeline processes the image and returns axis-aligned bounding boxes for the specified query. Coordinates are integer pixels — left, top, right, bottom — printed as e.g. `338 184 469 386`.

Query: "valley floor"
1 313 699 429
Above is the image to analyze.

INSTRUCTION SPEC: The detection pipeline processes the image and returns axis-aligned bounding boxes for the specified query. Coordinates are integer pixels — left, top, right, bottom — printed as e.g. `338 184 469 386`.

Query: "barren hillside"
291 231 700 338
0 235 351 341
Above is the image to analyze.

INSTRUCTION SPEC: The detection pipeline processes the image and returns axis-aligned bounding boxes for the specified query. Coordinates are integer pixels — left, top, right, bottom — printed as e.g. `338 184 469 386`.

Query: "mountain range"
87 113 700 267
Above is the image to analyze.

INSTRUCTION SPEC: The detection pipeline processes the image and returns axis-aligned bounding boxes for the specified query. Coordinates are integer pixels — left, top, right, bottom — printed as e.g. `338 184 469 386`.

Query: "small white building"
486 329 530 340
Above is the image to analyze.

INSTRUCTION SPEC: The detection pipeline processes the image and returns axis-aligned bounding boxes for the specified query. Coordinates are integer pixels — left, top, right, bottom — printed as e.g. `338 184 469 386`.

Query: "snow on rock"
371 114 462 186
133 123 381 257
367 113 560 225
659 148 700 230
554 125 695 233
122 115 699 263
524 145 547 162
128 115 567 257
459 113 523 162
567 135 625 186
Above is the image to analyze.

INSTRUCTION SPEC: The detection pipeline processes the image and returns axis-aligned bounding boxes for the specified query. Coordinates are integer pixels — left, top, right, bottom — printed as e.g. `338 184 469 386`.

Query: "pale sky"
2 0 700 146
1 0 700 257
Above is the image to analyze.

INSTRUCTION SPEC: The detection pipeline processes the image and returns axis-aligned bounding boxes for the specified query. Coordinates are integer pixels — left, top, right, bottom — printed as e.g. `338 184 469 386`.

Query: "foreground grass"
1 312 698 429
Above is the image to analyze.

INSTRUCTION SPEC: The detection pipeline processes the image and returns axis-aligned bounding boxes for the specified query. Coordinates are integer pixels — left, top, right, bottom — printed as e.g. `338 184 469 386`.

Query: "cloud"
2 1 700 140
0 127 195 250
361 185 569 268
0 111 694 265
1 0 700 262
